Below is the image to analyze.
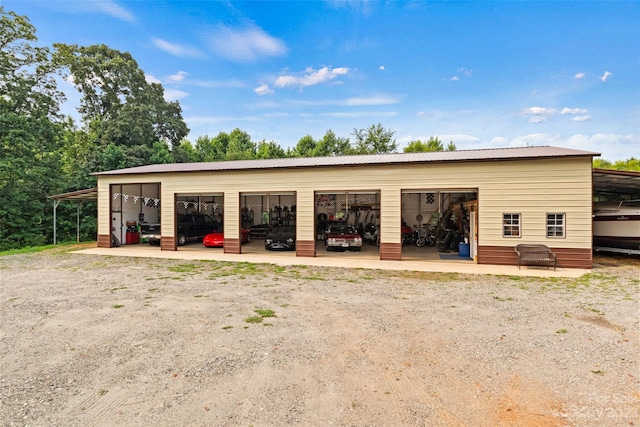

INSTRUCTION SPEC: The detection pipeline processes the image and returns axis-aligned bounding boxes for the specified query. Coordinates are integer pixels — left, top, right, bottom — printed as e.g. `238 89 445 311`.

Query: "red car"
203 227 251 247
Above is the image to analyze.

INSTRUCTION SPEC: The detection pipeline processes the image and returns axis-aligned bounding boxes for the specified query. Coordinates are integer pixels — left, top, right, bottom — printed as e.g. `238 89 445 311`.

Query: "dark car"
141 213 219 246
325 223 362 251
265 225 296 251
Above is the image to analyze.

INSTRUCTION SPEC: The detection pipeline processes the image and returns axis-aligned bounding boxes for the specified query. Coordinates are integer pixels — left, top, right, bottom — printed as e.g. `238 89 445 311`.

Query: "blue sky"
5 0 639 161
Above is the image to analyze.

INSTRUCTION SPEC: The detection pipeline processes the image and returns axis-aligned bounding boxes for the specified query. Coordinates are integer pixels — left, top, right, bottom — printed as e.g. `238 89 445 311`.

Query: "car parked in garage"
203 226 251 247
265 225 296 251
325 223 362 251
141 213 220 246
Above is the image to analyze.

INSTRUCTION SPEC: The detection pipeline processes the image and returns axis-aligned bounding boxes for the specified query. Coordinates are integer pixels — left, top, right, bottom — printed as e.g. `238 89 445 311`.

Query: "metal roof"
593 168 640 197
48 187 98 201
93 145 599 176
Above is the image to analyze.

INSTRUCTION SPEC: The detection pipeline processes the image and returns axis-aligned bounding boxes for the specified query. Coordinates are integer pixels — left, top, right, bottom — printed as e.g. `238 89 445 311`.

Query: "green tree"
173 139 198 163
256 140 287 159
53 43 189 175
404 137 456 153
315 129 351 156
404 136 443 153
0 7 67 249
292 134 317 157
195 135 223 162
225 128 256 160
352 123 397 154
594 157 639 172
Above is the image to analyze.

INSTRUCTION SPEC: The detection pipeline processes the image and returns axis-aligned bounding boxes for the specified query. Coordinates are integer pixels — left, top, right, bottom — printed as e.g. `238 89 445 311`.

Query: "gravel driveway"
1 247 638 426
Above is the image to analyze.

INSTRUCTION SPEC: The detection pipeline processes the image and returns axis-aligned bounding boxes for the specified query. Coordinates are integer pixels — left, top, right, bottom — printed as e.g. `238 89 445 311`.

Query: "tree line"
1 7 635 250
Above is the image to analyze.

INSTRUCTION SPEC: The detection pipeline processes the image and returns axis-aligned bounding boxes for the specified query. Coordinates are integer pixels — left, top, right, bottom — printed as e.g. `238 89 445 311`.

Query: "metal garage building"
94 146 598 268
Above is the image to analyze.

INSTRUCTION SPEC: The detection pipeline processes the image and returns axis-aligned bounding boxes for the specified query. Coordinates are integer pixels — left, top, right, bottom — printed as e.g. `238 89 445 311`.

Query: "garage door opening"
110 183 161 247
172 193 224 249
401 190 478 262
315 191 380 258
239 192 297 255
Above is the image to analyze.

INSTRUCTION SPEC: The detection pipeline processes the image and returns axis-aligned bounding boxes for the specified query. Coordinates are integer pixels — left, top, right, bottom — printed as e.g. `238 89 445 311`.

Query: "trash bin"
459 242 470 258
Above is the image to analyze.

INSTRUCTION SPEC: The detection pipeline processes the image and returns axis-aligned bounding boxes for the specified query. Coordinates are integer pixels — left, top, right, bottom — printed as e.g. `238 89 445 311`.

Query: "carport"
593 168 640 200
48 187 97 244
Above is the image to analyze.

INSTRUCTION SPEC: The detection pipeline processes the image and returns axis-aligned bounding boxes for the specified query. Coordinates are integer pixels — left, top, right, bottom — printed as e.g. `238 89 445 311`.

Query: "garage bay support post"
224 191 241 254
380 189 402 261
296 189 316 257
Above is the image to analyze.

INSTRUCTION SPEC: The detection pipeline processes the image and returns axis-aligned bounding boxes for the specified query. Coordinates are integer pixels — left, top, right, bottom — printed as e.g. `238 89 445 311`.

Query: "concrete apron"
76 247 589 278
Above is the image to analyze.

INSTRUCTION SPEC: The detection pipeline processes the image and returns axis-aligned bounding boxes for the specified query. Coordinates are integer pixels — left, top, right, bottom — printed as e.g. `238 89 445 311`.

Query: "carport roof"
93 145 599 176
593 168 640 196
48 187 97 201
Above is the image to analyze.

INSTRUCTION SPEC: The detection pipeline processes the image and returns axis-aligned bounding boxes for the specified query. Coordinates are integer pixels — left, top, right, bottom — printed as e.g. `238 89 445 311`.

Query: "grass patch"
0 242 94 257
556 328 568 334
103 285 127 292
222 325 233 330
302 275 325 281
245 308 277 324
112 304 124 309
254 309 276 318
168 263 201 273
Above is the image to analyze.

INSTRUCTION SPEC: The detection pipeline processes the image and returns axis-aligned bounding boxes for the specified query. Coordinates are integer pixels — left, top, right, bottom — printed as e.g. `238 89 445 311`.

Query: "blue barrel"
459 242 470 258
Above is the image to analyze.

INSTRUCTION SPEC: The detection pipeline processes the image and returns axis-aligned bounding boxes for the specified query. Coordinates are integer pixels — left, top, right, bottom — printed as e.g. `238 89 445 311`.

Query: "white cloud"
509 133 552 147
164 89 189 101
290 95 400 106
167 71 188 83
439 134 480 145
449 76 459 81
343 96 398 106
254 84 274 96
574 72 585 79
458 67 472 77
489 137 509 146
482 133 637 160
91 1 136 23
145 74 161 84
206 23 287 62
571 115 591 122
600 71 613 82
152 38 204 58
193 79 247 89
274 66 350 89
379 65 385 71
319 111 398 118
560 108 588 115
522 106 589 123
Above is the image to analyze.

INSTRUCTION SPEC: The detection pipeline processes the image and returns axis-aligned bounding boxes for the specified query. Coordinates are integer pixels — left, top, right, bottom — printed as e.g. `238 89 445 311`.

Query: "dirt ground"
1 247 638 426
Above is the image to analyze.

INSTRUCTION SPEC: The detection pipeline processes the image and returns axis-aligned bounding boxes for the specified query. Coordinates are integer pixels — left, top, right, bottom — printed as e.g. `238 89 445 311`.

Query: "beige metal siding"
224 191 240 238
296 190 314 242
97 179 110 235
380 189 401 243
97 156 593 250
478 157 593 248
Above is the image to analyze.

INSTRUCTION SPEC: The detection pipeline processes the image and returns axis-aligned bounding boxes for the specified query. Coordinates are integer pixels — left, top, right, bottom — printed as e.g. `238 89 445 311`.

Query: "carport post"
53 199 60 245
77 201 83 243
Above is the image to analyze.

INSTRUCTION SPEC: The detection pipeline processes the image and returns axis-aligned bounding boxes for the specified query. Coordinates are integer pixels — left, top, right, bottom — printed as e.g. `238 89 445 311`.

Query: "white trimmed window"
503 213 521 237
546 213 565 238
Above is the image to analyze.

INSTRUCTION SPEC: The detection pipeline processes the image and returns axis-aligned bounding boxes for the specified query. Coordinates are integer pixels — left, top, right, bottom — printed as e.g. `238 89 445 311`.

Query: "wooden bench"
514 244 557 271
